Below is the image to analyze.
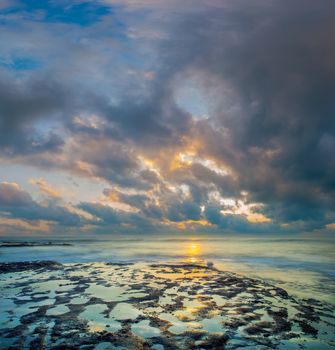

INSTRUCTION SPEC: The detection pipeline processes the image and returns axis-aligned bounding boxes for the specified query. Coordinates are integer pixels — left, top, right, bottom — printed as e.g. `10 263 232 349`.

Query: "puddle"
159 313 188 334
86 284 128 302
212 294 226 307
46 304 70 316
80 304 121 332
70 296 90 304
132 320 161 338
201 316 225 333
110 303 142 320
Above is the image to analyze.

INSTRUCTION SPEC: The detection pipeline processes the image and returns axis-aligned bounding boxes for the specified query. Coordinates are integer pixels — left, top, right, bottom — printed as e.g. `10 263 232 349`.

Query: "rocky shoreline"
0 261 62 274
0 261 334 349
0 242 72 248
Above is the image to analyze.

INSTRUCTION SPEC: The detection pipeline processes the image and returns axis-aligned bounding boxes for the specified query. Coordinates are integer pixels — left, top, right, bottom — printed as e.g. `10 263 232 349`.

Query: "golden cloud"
325 223 335 230
29 178 61 198
0 218 52 233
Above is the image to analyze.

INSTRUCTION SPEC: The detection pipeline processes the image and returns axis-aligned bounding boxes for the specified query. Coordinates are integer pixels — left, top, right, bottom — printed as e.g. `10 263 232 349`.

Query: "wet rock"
268 309 291 333
296 320 318 336
198 334 229 349
50 346 79 350
0 241 72 248
245 321 273 335
21 305 49 324
29 333 46 350
275 287 289 299
0 261 62 273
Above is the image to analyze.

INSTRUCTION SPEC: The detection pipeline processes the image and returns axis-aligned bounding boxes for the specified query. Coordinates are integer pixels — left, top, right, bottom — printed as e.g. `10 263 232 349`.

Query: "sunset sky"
0 0 334 236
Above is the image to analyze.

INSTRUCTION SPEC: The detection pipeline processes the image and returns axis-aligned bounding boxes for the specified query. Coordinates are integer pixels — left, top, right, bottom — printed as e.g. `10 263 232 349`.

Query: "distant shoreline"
0 241 72 247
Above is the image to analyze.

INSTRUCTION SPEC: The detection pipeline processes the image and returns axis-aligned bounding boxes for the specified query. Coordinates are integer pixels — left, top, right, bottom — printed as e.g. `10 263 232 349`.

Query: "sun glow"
185 242 201 263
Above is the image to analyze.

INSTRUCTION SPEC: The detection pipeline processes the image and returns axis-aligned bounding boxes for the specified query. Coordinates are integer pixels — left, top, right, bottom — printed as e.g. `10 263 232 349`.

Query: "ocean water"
0 234 334 303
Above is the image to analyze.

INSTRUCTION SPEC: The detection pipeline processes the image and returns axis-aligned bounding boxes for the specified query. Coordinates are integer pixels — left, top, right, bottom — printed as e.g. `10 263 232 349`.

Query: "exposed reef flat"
0 242 72 248
0 261 62 274
0 262 334 350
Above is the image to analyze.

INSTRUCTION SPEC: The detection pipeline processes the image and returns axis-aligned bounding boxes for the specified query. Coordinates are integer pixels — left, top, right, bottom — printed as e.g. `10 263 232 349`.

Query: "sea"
0 233 334 303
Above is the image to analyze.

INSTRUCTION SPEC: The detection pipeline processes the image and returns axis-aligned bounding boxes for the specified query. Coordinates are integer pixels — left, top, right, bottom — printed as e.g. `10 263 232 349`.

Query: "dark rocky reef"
0 261 62 273
0 241 72 248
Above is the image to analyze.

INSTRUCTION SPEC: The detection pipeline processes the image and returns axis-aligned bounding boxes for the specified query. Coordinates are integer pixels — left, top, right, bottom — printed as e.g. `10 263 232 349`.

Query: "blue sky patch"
7 0 112 26
0 56 42 71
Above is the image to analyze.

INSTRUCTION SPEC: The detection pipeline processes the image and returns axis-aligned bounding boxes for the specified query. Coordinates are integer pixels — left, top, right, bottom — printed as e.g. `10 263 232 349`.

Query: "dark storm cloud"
0 68 101 156
154 0 335 228
204 205 271 234
189 163 239 198
77 202 157 234
0 72 65 155
100 96 192 147
166 200 201 222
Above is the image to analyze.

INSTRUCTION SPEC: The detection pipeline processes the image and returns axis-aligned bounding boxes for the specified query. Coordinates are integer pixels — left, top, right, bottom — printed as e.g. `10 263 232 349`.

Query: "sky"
0 0 334 236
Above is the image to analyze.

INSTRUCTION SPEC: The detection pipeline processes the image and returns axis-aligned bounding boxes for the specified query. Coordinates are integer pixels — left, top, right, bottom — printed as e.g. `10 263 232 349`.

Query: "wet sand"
0 261 334 350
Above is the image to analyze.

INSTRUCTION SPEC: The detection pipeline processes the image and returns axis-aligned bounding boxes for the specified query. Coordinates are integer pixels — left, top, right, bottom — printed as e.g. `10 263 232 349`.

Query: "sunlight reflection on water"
185 242 201 263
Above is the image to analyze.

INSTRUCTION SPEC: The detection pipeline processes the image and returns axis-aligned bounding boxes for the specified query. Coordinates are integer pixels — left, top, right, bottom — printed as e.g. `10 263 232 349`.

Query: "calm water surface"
1 234 334 302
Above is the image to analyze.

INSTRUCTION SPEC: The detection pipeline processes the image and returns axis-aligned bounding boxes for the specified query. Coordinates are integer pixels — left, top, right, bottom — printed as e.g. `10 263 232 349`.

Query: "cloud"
0 70 68 155
152 0 335 230
326 223 335 231
0 0 16 10
0 181 32 207
0 217 52 234
0 182 91 228
0 0 334 235
29 178 61 198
